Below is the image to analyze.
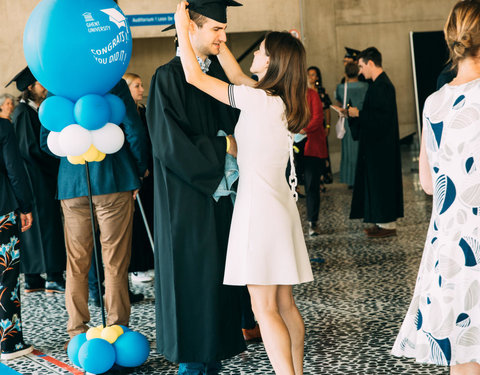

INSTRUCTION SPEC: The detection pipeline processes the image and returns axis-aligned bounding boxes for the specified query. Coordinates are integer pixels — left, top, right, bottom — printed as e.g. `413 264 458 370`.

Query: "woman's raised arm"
218 43 257 87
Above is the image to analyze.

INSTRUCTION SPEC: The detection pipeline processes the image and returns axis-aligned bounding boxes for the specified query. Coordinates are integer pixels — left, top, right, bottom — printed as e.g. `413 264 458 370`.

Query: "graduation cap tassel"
85 161 107 328
135 193 154 254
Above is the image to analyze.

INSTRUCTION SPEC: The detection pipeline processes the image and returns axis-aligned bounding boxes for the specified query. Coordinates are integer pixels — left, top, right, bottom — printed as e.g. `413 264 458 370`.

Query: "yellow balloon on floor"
67 154 86 165
82 144 100 162
86 326 102 340
101 326 119 344
110 325 124 337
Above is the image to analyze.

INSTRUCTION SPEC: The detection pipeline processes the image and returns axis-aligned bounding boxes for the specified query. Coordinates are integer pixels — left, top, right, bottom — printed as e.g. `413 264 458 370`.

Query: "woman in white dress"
175 2 314 374
392 1 480 374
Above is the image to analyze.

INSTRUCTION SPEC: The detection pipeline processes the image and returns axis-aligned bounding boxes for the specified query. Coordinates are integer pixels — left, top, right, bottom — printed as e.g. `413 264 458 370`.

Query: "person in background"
301 86 326 236
0 117 34 360
335 62 368 188
123 72 154 284
346 47 404 238
307 66 332 189
0 94 15 122
392 1 480 373
8 67 66 294
40 77 149 342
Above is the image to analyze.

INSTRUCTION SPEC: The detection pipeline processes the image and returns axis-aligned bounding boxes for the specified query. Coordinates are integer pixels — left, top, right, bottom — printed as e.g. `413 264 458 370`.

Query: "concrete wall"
0 0 458 171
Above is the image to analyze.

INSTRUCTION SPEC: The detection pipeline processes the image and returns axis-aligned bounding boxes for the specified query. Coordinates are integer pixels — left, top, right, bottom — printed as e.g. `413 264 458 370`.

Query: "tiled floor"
4 144 451 374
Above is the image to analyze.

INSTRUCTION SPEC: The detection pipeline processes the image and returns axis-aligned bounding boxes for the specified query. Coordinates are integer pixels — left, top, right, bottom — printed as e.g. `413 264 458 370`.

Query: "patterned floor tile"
4 145 450 374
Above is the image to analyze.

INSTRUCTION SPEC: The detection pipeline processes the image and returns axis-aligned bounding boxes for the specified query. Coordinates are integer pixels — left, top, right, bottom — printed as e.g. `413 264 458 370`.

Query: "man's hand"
20 212 33 232
144 169 150 178
348 107 360 118
133 189 140 200
226 135 237 158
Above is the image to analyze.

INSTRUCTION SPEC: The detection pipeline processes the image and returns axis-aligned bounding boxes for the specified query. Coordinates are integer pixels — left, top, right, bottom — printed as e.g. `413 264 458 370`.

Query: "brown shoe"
367 226 397 238
363 225 377 234
243 324 262 342
63 339 70 352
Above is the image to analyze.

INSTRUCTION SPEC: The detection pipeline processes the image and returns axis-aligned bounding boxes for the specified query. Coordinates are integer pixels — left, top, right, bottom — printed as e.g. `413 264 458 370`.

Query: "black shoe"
24 278 45 293
129 290 144 304
1 344 33 360
45 281 65 294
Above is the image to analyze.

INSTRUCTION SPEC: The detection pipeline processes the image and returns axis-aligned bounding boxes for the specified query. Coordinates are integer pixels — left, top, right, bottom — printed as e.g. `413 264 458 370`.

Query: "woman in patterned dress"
0 117 34 359
392 1 480 374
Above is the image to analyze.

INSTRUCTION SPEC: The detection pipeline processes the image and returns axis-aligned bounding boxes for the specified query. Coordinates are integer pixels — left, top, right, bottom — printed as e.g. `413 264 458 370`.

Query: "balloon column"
68 326 150 374
23 0 131 164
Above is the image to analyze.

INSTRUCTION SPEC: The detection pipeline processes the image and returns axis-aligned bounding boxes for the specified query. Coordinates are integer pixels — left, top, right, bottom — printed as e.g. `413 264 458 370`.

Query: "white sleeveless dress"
223 85 314 286
392 79 480 365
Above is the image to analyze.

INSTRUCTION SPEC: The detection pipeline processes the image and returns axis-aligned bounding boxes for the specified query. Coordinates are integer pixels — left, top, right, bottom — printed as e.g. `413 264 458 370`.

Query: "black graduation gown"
146 56 245 363
129 105 155 272
350 72 404 223
11 102 66 274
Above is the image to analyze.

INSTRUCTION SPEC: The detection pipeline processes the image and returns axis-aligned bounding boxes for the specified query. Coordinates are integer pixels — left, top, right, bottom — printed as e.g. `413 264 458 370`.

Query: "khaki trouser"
61 191 134 337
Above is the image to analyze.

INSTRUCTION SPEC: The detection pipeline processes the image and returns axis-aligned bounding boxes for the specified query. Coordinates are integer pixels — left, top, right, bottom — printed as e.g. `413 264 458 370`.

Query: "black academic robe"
350 72 404 223
147 56 245 363
129 105 155 272
12 102 66 274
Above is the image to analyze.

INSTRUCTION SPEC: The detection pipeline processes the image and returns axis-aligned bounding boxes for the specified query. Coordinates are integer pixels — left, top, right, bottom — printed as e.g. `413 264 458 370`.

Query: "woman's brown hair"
444 0 480 68
256 32 309 134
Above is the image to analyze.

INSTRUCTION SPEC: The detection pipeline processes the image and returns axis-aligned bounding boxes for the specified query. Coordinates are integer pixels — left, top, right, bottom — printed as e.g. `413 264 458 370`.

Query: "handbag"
335 82 348 139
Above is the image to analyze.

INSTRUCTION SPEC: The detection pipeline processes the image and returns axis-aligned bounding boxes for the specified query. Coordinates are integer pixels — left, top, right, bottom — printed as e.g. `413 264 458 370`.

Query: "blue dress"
392 78 480 366
335 81 368 186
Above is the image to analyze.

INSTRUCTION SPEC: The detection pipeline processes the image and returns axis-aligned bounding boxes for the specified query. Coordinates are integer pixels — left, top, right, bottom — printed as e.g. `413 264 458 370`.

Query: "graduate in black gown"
8 67 66 292
346 47 404 238
146 1 245 373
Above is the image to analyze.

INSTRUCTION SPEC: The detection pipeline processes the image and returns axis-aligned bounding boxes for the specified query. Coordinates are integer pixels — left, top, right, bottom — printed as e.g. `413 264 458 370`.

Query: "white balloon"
47 131 67 157
59 124 92 156
91 122 125 154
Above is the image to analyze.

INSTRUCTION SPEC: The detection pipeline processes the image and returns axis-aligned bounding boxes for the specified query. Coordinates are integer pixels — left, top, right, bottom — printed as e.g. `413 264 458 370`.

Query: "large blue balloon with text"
23 0 132 102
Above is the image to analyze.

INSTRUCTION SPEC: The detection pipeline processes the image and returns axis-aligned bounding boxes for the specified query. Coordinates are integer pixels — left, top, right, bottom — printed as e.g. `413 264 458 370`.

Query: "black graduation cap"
163 0 242 31
344 47 361 60
5 66 36 92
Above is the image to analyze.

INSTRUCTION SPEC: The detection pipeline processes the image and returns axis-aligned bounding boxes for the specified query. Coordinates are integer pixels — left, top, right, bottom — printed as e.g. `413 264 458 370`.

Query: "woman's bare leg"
277 285 304 375
248 284 295 375
451 363 480 375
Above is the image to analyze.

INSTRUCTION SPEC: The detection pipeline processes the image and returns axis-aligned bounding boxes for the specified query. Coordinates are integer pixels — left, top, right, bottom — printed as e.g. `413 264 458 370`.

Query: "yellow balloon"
67 155 85 165
110 325 124 337
95 152 106 162
101 326 119 344
82 145 100 162
86 327 102 340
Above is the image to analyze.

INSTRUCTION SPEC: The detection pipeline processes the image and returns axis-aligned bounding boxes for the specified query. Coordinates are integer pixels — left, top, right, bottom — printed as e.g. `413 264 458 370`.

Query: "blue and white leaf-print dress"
392 79 480 366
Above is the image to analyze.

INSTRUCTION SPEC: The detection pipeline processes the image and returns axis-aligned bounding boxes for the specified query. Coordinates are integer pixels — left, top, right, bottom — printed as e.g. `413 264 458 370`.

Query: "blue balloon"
118 325 131 333
74 94 111 130
39 96 75 132
113 331 149 367
23 0 132 101
67 333 87 368
78 338 115 374
104 94 126 125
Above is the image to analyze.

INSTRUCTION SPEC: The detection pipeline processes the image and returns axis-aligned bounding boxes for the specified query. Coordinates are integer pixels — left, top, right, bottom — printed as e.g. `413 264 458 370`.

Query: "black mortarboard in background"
5 66 36 92
344 47 361 60
163 0 242 31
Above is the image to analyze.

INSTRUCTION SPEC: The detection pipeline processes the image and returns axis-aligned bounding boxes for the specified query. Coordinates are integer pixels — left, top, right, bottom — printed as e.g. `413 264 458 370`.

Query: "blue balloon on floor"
118 325 131 332
78 338 116 374
113 331 149 367
67 333 87 368
23 0 132 101
104 94 126 125
74 94 111 130
39 96 76 132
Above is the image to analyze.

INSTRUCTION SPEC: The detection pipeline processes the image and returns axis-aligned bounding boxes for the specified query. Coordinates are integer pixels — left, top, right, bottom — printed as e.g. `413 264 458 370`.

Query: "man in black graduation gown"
146 1 245 373
7 67 66 292
347 47 404 238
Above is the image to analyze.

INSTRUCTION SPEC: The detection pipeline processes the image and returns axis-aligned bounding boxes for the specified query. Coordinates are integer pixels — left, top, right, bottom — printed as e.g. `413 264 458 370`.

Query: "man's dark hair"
345 62 359 78
358 47 382 67
189 10 208 28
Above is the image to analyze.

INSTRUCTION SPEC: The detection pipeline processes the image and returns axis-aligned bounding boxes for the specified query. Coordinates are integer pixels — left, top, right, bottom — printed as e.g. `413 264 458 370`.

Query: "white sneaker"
131 271 153 283
1 345 34 360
